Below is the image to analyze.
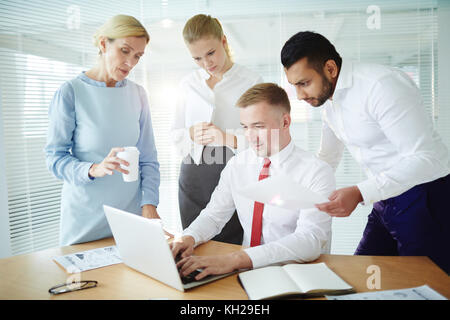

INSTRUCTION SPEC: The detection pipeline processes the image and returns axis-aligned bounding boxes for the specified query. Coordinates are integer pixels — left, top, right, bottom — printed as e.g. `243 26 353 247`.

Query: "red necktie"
250 158 271 247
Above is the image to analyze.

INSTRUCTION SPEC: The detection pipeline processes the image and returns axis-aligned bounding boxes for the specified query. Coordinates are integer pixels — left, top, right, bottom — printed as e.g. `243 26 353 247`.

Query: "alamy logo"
366 265 381 289
66 5 81 30
367 5 381 30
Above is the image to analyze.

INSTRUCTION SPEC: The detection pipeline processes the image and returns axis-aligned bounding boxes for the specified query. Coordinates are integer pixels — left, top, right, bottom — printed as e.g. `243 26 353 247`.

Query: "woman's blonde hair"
93 15 150 54
182 14 232 59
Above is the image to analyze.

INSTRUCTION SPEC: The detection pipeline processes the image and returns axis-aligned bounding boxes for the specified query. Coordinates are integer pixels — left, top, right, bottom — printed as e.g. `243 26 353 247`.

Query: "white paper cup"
116 146 140 182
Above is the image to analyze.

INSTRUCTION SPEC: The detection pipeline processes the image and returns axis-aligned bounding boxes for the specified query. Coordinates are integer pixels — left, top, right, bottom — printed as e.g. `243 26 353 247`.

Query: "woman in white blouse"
171 14 262 244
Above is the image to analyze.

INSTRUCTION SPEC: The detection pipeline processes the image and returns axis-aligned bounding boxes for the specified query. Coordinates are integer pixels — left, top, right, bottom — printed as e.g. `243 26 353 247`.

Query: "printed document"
326 285 447 300
53 246 122 273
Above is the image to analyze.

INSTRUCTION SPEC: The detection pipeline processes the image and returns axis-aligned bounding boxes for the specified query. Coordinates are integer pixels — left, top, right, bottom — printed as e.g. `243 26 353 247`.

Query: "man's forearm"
230 250 253 270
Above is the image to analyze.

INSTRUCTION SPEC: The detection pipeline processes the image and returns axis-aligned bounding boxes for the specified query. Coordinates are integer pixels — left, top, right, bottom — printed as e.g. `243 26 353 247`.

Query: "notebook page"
283 263 352 293
239 266 300 300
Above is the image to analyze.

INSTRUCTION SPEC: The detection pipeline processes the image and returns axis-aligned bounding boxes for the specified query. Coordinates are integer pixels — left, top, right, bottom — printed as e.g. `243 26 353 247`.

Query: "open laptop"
103 205 236 292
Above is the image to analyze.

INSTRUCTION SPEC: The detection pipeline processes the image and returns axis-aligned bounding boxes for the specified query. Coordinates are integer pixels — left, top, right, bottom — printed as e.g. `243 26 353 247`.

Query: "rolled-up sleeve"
136 86 160 208
44 82 95 185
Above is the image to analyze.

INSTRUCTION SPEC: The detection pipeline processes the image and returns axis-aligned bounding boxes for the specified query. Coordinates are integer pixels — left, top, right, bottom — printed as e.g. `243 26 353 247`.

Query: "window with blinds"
0 0 446 257
0 52 82 255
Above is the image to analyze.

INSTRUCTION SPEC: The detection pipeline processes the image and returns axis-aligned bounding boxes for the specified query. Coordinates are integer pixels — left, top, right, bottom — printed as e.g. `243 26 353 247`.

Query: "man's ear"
282 113 291 129
324 59 339 79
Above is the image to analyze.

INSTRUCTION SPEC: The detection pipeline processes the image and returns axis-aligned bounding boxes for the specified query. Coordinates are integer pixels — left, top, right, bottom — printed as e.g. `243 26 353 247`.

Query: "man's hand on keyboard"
170 235 195 260
176 251 253 281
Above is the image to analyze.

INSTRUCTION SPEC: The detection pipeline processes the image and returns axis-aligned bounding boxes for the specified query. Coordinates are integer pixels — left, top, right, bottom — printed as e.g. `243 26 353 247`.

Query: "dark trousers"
355 174 450 274
178 146 243 245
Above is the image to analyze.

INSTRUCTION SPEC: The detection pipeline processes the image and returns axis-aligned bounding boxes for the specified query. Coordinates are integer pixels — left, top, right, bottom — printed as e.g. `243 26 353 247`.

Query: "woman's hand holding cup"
88 147 130 178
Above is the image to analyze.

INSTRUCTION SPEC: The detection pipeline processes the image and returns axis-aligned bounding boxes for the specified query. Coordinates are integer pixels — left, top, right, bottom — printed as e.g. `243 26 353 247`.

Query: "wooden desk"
0 238 448 300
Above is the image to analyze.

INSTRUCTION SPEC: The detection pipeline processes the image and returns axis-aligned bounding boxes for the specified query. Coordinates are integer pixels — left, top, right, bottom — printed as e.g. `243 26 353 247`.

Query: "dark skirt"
178 146 243 245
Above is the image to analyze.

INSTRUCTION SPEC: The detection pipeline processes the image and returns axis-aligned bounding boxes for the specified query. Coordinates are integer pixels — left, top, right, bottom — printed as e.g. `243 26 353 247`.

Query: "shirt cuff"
243 246 267 269
140 200 159 208
81 162 96 184
357 178 382 205
171 128 193 160
140 182 160 208
182 229 205 248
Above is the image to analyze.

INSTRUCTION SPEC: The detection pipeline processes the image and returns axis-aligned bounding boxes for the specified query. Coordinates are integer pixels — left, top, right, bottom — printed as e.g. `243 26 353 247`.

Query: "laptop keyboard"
181 269 202 284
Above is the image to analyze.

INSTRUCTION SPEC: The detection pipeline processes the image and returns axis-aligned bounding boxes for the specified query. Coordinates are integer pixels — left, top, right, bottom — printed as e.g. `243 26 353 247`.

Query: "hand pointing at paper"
315 186 363 217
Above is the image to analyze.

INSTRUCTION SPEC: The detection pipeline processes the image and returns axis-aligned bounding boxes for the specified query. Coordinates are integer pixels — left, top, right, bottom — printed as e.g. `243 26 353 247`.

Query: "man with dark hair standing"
282 31 450 274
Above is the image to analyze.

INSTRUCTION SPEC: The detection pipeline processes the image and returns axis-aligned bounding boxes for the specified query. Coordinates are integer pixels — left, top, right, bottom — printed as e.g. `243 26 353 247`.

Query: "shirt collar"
254 139 295 169
222 63 238 79
334 59 353 92
198 63 238 81
199 68 210 80
79 71 127 88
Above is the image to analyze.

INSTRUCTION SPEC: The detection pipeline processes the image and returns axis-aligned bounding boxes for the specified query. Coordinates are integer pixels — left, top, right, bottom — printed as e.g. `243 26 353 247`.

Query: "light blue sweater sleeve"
136 85 160 207
44 81 94 185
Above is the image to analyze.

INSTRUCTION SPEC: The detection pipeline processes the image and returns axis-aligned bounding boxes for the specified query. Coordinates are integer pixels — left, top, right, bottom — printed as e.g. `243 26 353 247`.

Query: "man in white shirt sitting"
282 31 450 274
171 82 335 280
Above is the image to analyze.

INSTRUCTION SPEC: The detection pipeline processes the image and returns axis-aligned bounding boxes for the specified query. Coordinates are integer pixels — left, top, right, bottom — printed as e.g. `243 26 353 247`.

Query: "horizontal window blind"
0 0 444 256
0 49 81 254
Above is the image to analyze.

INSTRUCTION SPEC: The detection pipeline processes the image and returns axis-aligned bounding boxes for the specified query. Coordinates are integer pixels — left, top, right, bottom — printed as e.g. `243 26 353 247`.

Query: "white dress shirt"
171 63 263 164
318 60 450 205
183 140 335 268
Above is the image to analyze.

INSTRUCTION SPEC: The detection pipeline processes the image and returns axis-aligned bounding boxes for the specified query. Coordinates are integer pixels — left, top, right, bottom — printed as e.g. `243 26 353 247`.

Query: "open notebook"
238 262 354 300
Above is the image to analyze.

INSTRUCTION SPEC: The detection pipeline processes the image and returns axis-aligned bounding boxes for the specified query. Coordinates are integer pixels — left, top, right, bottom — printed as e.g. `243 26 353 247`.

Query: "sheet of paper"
238 173 329 210
326 285 447 300
53 246 122 273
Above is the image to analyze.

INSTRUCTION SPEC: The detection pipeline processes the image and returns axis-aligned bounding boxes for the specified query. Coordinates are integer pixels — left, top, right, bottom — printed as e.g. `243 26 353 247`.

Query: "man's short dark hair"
281 31 342 72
